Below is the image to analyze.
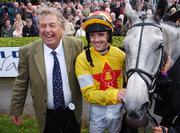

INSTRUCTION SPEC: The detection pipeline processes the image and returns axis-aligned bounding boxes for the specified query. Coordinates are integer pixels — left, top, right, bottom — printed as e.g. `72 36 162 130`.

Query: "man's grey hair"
37 7 65 29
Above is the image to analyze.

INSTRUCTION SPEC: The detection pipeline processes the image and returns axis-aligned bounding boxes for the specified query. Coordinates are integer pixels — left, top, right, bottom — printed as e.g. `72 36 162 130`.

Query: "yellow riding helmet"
83 11 114 67
83 11 114 33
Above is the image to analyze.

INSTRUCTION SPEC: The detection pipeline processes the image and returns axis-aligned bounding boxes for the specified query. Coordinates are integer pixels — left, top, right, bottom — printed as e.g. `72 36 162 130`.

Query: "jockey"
75 11 126 133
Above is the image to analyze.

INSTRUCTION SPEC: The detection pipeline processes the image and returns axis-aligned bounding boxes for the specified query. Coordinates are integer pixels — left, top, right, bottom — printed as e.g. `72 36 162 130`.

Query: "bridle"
127 15 164 94
126 15 165 126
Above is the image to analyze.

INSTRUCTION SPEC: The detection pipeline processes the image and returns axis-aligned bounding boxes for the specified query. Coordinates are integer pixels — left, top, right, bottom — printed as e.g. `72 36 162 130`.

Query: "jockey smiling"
75 11 126 133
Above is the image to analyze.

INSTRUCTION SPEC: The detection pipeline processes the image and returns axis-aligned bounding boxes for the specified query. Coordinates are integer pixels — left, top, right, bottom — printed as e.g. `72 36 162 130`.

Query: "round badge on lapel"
68 103 75 110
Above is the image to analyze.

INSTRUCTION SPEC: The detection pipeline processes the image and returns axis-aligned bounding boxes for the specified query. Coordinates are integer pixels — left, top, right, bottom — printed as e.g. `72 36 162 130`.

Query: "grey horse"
123 0 180 127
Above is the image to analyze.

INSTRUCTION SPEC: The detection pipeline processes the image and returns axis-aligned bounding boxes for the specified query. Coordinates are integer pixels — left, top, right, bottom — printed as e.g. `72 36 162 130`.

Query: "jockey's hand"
11 116 22 126
117 88 126 102
152 126 168 133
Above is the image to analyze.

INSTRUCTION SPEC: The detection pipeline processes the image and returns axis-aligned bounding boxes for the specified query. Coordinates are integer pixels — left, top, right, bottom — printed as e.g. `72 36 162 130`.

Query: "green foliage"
0 0 15 2
0 37 40 47
0 114 152 133
0 114 38 133
0 114 89 133
112 36 125 49
0 36 125 49
81 128 89 133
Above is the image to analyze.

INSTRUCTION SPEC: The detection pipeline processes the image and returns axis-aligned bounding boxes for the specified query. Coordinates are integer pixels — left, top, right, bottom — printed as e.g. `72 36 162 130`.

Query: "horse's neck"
162 23 180 68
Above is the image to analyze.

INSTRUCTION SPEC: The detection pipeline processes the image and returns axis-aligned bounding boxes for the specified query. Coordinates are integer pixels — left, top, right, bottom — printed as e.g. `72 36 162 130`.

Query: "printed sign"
0 47 20 77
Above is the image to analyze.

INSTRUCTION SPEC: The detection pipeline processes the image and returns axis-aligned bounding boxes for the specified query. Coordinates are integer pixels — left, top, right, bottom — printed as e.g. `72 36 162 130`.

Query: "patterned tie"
51 51 65 110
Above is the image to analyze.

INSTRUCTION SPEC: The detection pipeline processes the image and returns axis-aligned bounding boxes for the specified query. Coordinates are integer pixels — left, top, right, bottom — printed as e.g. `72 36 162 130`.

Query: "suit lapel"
62 36 72 77
33 37 72 87
34 41 47 86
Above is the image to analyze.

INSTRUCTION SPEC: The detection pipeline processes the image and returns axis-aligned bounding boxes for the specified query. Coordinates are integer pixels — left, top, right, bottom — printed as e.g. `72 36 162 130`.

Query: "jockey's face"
89 31 109 53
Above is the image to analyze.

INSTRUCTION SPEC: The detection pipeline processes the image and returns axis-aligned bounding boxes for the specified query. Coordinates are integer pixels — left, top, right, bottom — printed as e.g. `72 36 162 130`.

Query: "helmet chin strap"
98 45 110 55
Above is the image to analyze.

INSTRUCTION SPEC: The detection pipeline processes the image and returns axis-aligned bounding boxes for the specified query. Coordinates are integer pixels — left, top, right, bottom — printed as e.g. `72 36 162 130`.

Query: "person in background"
31 9 39 28
13 2 22 19
14 13 26 30
114 1 121 19
63 6 74 21
75 20 86 37
75 11 126 133
19 2 27 21
26 2 33 19
22 18 39 37
63 17 76 36
105 7 111 14
110 12 123 36
10 7 83 133
1 19 14 37
176 18 180 26
13 21 23 37
75 24 86 37
75 13 86 32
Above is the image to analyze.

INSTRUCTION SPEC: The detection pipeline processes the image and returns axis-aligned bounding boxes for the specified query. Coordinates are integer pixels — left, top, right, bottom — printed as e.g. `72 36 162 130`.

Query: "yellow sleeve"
81 85 119 105
75 52 119 105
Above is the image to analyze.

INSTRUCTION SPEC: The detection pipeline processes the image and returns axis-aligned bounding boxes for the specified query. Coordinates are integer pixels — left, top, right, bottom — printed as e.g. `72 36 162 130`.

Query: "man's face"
38 14 64 49
5 20 11 27
26 20 32 28
89 31 109 52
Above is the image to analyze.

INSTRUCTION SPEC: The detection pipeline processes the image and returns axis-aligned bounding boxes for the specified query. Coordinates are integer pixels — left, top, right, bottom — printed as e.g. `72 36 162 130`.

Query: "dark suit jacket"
10 36 84 133
22 25 39 37
160 56 180 128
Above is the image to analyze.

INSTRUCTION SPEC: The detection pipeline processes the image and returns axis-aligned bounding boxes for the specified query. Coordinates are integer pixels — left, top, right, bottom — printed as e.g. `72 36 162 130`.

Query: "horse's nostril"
140 102 149 111
129 111 139 119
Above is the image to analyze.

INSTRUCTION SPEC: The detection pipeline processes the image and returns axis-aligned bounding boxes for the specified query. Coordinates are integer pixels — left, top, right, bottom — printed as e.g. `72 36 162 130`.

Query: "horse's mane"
160 21 180 68
161 21 180 27
161 21 180 37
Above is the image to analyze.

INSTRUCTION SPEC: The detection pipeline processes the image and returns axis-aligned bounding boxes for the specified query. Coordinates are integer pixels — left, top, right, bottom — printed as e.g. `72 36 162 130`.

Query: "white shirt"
75 28 86 37
44 39 72 109
13 30 22 37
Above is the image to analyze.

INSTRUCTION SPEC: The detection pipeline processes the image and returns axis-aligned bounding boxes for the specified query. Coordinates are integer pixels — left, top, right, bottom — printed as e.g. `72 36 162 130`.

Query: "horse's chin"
124 114 148 128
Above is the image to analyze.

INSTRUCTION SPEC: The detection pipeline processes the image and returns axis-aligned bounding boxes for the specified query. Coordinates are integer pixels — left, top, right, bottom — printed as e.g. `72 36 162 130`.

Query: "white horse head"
123 0 180 123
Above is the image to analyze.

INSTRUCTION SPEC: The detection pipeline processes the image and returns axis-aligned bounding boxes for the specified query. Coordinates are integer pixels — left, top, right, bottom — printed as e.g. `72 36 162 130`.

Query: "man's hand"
152 126 168 133
11 116 22 126
117 88 126 102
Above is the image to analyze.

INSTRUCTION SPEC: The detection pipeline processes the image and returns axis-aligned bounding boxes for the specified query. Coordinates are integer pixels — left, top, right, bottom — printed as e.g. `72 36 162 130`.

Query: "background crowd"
0 0 179 38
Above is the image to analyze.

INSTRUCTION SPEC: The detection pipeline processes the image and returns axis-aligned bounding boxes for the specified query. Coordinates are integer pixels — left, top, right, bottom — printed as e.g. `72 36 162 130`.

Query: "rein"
126 15 164 126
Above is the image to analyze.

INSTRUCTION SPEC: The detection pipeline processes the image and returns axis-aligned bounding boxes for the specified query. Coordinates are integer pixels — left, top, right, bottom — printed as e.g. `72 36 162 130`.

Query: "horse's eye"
156 42 164 51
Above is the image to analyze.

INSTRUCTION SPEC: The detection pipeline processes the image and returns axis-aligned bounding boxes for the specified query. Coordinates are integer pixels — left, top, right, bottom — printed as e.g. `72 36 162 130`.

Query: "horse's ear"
154 0 169 22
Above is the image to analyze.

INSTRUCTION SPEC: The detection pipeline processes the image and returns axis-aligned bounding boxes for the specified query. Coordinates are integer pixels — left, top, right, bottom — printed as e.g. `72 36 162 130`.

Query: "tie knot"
51 51 57 56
